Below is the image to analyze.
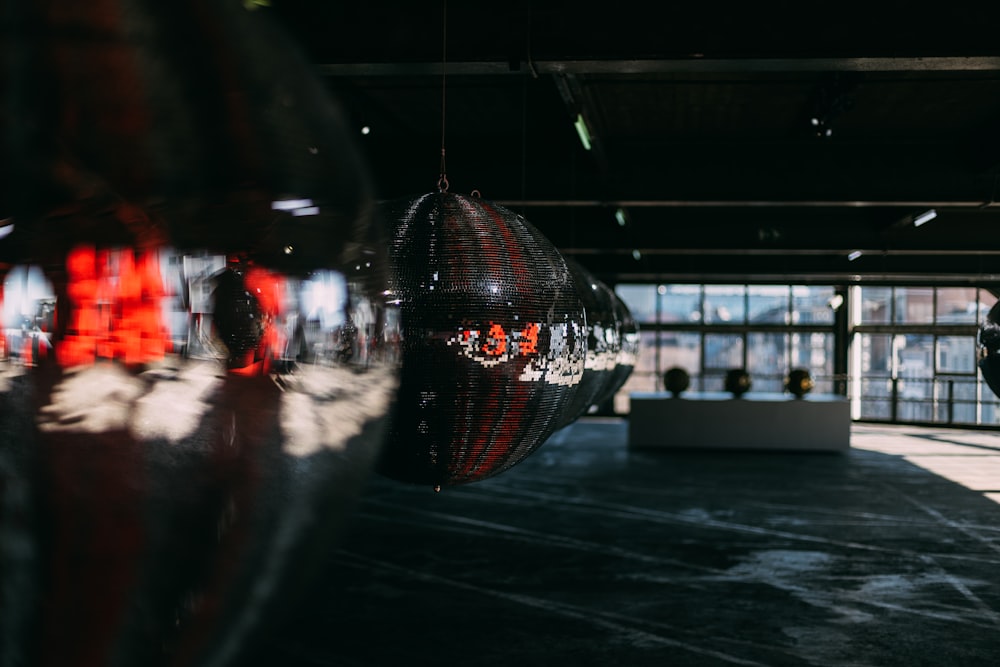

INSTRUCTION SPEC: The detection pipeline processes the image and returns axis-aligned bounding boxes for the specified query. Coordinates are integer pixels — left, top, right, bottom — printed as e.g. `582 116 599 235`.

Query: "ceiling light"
632 249 642 261
615 208 627 226
361 125 371 135
847 250 862 261
913 209 937 227
574 113 592 151
271 198 314 211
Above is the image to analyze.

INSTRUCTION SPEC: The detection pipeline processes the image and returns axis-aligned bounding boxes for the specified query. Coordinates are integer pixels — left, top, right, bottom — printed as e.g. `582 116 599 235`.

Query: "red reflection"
518 322 539 355
230 265 286 376
482 322 507 356
57 245 169 368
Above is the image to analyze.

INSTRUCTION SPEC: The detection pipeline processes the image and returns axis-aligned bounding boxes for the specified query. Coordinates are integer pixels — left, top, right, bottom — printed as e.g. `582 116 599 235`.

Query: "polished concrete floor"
251 419 1000 666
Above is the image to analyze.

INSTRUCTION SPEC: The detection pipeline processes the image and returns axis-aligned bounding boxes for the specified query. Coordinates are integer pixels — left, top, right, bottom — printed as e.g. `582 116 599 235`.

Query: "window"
660 284 701 323
849 285 993 425
703 285 745 324
859 286 891 324
616 284 657 324
748 286 789 324
613 282 999 428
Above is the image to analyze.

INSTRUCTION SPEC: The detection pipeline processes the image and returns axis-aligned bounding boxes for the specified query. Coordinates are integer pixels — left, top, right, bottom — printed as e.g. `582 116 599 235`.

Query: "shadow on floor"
246 418 1000 666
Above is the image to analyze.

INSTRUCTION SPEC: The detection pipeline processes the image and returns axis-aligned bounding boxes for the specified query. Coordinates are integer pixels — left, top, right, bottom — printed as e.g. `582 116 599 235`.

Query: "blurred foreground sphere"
380 191 585 487
0 2 399 666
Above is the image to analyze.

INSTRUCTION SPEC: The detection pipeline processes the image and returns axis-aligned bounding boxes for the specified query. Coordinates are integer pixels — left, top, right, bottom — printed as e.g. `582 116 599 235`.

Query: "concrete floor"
249 419 1000 666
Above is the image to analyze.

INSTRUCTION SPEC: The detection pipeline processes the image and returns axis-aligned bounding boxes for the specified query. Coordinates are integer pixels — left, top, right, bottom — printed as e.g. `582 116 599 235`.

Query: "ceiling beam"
494 199 1000 209
319 57 1000 77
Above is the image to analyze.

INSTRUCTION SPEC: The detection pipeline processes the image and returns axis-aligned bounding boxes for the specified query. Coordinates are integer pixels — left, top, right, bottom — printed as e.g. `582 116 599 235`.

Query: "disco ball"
0 3 399 666
978 300 1000 399
785 368 815 398
379 191 586 487
601 288 639 404
664 366 691 397
724 369 752 397
558 258 619 425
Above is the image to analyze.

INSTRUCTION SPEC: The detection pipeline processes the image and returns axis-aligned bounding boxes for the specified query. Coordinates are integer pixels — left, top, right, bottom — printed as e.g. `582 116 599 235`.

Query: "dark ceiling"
269 1 1000 286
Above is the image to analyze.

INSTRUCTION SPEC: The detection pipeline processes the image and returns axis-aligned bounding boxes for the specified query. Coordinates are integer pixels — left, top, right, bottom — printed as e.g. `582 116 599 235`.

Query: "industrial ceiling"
274 2 1000 285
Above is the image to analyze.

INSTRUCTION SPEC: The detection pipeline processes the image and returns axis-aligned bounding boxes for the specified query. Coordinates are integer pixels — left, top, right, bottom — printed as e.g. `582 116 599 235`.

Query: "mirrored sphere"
600 288 639 406
725 369 753 397
664 366 691 397
379 191 586 487
785 368 815 398
978 300 1000 399
0 2 400 666
559 257 619 426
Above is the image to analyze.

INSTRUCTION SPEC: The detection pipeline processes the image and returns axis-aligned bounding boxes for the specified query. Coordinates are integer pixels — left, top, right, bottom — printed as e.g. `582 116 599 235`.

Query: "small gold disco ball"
724 369 752 397
785 368 815 398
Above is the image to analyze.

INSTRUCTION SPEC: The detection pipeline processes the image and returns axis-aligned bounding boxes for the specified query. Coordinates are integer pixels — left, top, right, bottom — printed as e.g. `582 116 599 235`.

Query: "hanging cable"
437 0 449 192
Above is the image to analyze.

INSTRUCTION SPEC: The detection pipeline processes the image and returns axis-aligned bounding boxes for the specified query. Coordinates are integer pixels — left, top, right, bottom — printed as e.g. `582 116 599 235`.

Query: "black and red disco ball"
0 2 400 666
379 191 586 487
558 258 620 425
978 300 1000 399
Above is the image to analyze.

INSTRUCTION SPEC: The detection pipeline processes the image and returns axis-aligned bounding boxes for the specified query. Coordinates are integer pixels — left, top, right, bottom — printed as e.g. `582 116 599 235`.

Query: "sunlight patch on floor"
852 424 1000 504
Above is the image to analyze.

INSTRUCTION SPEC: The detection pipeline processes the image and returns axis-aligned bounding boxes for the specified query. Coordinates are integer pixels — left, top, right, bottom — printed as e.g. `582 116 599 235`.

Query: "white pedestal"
628 391 850 452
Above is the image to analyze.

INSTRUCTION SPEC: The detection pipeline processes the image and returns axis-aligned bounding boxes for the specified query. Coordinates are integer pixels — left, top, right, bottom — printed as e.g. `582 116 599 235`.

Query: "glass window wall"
614 282 1000 428
850 285 995 426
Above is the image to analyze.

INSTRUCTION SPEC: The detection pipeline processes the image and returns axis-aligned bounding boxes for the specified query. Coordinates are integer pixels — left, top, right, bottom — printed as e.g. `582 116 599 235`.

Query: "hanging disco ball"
379 191 586 487
978 300 1000 399
0 2 400 666
600 288 640 406
558 257 620 425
